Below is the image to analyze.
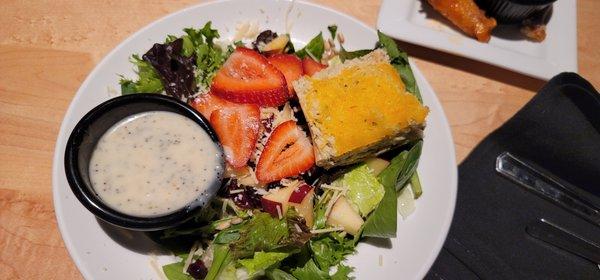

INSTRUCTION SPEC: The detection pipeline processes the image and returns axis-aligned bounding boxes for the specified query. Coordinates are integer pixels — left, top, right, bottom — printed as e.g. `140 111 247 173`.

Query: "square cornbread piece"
293 49 429 169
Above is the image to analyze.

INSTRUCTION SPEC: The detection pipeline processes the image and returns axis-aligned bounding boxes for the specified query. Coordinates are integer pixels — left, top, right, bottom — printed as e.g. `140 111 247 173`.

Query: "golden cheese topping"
305 62 428 154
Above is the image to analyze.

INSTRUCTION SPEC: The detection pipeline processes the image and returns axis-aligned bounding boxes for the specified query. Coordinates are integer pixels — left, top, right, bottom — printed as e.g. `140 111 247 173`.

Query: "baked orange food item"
293 49 428 169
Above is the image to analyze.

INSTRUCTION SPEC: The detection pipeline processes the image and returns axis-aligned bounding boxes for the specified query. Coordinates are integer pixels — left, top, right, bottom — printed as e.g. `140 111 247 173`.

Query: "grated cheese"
229 189 244 194
310 227 344 234
221 199 228 218
149 254 168 280
182 242 199 273
294 223 303 233
319 184 346 191
276 205 283 220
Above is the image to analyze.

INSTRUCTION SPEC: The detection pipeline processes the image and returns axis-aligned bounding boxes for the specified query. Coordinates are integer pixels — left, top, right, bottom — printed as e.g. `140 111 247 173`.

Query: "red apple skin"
288 184 314 203
290 188 315 227
261 197 283 217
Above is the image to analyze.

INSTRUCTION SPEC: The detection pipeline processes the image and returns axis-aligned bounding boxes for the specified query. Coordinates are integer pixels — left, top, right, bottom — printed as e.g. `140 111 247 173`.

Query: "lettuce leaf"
266 269 298 280
119 55 163 94
120 21 229 96
295 32 325 61
362 141 423 238
341 164 385 216
292 259 353 280
292 259 330 279
229 213 290 258
238 252 289 276
309 232 355 270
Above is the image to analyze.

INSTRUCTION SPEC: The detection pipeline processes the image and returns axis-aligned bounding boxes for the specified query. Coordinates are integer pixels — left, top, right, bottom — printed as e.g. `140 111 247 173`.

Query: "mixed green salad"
120 22 425 280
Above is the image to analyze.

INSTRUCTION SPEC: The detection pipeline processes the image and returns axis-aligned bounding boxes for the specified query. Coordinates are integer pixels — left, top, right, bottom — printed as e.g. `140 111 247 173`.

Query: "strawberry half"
267 54 303 95
256 120 315 183
302 57 327 77
211 47 289 107
189 92 230 120
210 104 260 168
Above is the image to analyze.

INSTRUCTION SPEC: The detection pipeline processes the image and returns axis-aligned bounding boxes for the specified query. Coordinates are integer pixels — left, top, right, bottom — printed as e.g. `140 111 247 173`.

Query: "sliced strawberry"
210 104 260 168
267 54 303 95
302 57 327 77
211 47 289 107
256 120 315 183
189 92 230 120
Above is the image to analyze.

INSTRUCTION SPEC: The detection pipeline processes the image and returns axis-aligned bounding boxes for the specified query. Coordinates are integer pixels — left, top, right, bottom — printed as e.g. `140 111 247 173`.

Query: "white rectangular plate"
377 0 577 80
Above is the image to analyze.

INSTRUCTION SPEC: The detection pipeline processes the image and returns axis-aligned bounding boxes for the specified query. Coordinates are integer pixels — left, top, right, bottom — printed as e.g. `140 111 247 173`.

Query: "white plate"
377 0 577 80
52 0 457 279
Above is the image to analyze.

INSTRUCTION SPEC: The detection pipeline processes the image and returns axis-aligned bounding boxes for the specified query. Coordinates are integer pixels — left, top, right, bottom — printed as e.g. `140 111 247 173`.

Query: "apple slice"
288 184 313 204
261 185 296 217
326 196 364 235
365 158 390 176
288 184 315 227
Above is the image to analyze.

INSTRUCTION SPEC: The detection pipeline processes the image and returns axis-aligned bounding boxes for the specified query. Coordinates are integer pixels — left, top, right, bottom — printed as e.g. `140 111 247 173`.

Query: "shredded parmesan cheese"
149 254 168 280
319 184 346 191
182 242 199 273
229 189 245 194
276 205 283 220
310 227 344 234
294 223 303 233
221 199 228 218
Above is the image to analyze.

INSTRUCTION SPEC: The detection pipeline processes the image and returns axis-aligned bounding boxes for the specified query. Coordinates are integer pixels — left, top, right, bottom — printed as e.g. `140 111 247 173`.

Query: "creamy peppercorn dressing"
89 111 222 217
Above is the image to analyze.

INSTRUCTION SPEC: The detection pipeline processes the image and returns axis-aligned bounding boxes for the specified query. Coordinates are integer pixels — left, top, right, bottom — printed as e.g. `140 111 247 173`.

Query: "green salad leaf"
238 251 289 276
377 31 421 102
162 260 193 280
341 164 385 216
204 244 233 280
120 55 163 94
292 259 353 280
327 25 338 40
295 32 325 61
331 264 353 280
410 172 423 199
339 46 372 62
120 21 230 96
362 141 423 238
292 259 330 279
309 232 355 270
266 269 298 280
229 213 290 258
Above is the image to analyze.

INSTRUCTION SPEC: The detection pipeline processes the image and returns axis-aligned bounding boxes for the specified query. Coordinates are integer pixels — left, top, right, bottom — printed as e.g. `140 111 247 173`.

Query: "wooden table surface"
0 0 598 278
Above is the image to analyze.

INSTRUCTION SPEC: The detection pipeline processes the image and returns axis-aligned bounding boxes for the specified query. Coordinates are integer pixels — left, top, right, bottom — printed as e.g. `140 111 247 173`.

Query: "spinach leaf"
361 141 423 238
410 172 423 199
377 31 422 102
204 244 232 280
162 261 193 280
327 25 338 39
295 32 325 60
339 46 372 62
